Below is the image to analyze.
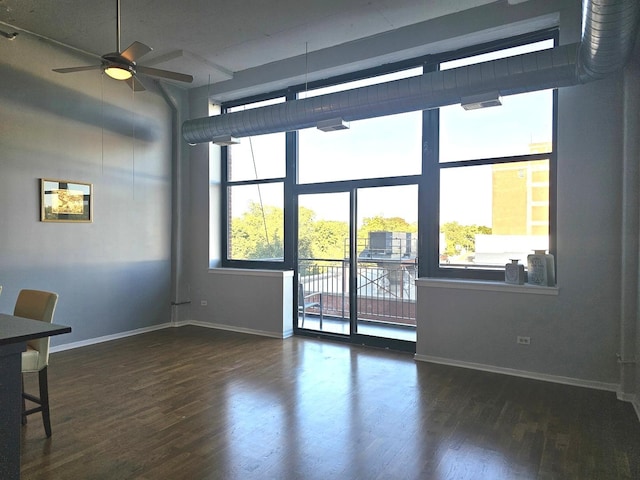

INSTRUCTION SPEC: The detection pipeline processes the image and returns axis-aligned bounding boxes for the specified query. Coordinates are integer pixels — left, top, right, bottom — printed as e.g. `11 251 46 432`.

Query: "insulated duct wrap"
183 45 577 143
182 0 640 144
578 0 640 81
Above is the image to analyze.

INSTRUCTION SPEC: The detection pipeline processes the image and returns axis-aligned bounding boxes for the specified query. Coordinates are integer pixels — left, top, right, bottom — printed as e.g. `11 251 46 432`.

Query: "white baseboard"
414 354 619 393
50 322 173 353
51 320 293 353
181 320 293 339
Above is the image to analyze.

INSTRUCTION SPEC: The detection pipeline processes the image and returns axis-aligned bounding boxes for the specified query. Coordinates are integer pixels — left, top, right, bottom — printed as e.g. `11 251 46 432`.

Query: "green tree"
230 202 284 259
231 206 417 263
440 221 491 257
297 206 317 260
311 220 349 260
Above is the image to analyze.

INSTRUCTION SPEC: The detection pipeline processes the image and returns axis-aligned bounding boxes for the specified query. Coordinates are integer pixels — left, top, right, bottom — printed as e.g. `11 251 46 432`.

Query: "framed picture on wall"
40 178 93 223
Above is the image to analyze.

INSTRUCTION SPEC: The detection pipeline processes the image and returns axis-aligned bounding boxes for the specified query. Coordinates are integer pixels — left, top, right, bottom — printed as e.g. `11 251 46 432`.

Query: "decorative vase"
527 250 555 286
505 259 525 285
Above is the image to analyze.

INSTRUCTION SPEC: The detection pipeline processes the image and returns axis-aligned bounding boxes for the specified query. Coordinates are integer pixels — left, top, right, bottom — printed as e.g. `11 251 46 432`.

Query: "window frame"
221 91 291 269
219 29 558 282
423 32 558 281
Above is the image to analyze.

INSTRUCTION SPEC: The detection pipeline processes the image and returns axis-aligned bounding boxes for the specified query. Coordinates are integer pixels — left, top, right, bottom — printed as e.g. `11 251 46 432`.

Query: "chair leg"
38 367 52 438
21 375 27 426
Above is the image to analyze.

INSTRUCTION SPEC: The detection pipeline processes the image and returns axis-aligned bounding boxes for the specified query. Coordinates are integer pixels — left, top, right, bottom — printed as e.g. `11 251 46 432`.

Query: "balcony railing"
299 258 417 327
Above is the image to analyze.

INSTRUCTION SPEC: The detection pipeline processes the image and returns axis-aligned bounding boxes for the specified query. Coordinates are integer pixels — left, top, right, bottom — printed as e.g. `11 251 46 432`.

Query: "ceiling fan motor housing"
102 52 136 75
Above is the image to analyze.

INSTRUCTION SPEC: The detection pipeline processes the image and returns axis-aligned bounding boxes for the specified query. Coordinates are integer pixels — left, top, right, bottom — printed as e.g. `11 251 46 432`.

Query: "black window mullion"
421 107 439 279
221 145 230 264
439 152 554 170
284 115 297 271
225 177 285 188
549 88 559 282
349 188 358 335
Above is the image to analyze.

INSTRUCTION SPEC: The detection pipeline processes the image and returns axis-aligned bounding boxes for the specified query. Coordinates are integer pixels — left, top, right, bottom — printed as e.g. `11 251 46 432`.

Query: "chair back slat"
14 289 59 370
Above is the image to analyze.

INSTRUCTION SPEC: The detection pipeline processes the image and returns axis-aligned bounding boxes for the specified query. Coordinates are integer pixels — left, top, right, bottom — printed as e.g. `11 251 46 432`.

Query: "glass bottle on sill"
505 259 525 285
527 250 555 286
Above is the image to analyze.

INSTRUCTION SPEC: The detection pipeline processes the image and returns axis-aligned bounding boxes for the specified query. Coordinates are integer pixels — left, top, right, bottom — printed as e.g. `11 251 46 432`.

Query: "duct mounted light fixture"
460 91 502 110
211 135 240 146
317 118 350 132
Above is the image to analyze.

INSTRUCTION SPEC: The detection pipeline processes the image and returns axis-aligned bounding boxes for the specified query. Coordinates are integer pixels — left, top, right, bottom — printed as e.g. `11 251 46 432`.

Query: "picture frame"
40 178 93 223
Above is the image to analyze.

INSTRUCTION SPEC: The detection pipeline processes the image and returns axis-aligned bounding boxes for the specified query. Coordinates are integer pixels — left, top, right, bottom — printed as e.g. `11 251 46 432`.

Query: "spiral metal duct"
182 0 640 144
578 0 640 81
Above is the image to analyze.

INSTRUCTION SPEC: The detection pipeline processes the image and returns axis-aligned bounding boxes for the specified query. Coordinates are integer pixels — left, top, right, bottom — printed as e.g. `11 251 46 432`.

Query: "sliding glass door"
355 185 418 343
297 192 351 335
296 185 417 350
292 66 422 351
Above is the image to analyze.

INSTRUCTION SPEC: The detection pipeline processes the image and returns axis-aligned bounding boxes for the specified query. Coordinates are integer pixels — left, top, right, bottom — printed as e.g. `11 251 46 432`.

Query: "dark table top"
0 313 71 346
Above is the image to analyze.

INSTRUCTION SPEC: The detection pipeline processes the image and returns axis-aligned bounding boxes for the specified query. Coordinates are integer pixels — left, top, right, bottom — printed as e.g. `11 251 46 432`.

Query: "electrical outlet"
200 300 208 306
517 336 531 345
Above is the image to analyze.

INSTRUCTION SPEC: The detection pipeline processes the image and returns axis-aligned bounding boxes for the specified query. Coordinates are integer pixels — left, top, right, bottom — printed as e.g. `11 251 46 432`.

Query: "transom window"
298 68 423 184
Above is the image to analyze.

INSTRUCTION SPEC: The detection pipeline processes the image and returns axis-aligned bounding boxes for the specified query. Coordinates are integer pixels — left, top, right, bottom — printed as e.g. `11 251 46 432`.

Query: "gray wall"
190 269 294 338
417 5 631 389
179 94 296 338
629 41 640 415
175 90 213 325
0 34 174 345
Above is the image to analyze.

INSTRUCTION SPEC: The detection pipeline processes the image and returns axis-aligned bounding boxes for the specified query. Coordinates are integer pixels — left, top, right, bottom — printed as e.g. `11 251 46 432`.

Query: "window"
434 39 555 278
223 97 287 264
219 34 556 281
298 68 423 184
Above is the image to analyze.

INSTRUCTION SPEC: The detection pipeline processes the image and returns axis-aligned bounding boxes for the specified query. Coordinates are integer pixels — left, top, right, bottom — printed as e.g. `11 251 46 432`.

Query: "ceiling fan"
52 0 193 91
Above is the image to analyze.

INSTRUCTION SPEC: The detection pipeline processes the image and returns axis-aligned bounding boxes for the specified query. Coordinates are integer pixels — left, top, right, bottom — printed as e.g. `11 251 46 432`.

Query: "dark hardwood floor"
20 326 640 479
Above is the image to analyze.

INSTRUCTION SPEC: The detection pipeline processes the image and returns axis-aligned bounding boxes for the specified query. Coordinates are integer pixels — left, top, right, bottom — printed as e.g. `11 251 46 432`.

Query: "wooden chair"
298 283 323 329
16 289 59 438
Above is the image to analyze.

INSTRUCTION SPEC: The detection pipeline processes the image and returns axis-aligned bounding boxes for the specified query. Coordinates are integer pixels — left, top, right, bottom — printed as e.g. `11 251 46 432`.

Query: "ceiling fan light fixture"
104 65 133 80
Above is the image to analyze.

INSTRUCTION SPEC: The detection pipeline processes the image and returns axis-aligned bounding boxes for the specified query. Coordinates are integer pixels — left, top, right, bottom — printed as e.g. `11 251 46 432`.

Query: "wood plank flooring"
20 326 640 479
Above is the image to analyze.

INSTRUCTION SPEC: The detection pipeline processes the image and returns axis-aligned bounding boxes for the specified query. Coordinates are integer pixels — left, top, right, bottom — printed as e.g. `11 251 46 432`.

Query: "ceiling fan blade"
126 76 146 92
53 65 102 74
136 65 193 83
121 41 152 62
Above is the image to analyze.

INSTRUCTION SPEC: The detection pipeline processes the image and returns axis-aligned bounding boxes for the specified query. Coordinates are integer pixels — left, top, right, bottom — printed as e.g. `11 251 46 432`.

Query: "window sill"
415 278 559 295
209 268 294 278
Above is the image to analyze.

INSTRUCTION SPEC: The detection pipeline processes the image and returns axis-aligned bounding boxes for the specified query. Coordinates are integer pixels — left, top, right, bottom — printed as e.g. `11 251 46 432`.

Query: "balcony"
298 258 417 341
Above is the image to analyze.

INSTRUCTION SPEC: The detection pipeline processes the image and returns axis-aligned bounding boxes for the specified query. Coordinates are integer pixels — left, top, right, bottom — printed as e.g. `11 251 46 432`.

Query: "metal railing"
299 258 417 327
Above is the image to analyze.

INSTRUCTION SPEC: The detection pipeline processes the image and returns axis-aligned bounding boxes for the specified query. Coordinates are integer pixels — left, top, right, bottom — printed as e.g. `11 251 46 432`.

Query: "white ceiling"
0 0 502 89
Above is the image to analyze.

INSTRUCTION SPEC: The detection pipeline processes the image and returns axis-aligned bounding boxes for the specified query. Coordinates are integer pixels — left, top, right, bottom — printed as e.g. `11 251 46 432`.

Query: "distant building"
492 143 550 236
474 142 552 265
